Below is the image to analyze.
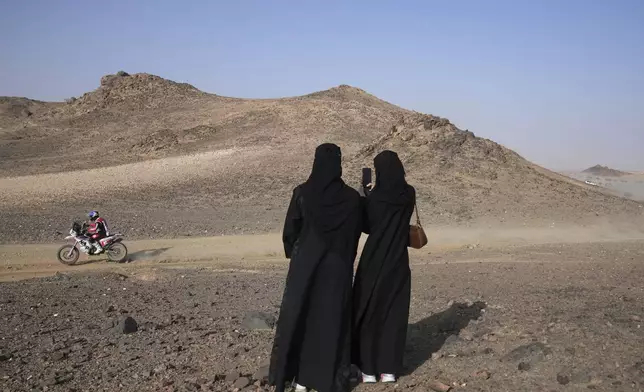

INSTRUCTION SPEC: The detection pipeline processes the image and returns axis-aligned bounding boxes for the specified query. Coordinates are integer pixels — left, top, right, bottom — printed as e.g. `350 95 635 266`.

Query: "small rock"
503 342 551 366
52 373 73 385
53 272 71 281
630 315 641 322
427 380 451 392
103 319 117 331
52 351 68 361
241 312 276 330
252 365 269 384
456 349 475 357
233 377 250 389
184 380 201 391
225 371 241 383
473 370 491 379
42 376 58 387
106 305 116 313
431 352 443 360
153 364 167 374
518 362 531 371
557 373 570 385
76 353 91 364
0 351 12 361
118 316 138 334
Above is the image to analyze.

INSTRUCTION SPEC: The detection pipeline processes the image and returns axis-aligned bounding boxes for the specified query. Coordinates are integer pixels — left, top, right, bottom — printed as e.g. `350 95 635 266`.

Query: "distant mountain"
583 165 630 177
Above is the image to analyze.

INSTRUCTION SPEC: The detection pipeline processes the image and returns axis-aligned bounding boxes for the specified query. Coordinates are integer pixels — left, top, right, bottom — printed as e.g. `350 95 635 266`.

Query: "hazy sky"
1 1 643 171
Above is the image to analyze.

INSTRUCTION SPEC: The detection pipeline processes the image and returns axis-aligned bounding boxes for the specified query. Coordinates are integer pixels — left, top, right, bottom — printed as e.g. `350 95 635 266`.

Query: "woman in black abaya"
352 150 416 383
269 143 362 392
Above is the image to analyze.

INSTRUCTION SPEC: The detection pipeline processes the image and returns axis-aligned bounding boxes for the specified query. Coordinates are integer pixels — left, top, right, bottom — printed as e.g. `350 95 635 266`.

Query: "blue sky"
1 0 643 170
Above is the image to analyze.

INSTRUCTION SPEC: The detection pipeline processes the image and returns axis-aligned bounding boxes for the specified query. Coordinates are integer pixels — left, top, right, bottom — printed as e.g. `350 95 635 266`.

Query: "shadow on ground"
128 247 171 262
403 301 486 375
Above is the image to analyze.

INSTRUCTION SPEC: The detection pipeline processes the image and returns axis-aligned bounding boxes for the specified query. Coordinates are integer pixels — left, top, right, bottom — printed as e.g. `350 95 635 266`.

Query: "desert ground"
1 231 644 392
2 73 644 391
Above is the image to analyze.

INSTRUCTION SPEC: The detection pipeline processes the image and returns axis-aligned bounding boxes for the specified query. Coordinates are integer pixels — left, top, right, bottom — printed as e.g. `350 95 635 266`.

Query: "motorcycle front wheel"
57 245 79 265
106 242 128 263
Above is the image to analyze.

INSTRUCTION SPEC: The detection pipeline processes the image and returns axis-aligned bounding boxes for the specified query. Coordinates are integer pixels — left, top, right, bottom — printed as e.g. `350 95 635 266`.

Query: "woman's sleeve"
283 187 303 259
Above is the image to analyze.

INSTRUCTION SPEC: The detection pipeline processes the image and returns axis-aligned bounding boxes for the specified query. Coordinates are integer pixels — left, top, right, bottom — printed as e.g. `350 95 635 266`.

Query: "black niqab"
269 143 362 392
370 150 413 204
301 143 355 239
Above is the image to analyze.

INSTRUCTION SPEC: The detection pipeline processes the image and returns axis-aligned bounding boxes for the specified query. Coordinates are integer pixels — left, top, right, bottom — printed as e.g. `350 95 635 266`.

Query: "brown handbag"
409 199 428 249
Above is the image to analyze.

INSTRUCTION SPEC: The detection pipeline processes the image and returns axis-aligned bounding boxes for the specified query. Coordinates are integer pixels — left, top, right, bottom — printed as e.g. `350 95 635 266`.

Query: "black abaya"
352 150 415 377
269 144 362 392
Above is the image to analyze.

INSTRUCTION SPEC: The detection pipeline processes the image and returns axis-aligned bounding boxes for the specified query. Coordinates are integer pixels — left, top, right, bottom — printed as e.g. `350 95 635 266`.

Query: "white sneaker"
362 374 377 383
294 383 307 392
94 245 103 254
380 374 396 383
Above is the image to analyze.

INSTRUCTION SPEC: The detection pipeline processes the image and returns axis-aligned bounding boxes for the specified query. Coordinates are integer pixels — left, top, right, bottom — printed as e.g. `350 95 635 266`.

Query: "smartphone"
362 167 372 186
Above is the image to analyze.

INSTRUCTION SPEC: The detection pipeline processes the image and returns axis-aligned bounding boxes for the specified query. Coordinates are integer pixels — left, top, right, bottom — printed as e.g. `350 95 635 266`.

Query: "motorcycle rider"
85 211 109 254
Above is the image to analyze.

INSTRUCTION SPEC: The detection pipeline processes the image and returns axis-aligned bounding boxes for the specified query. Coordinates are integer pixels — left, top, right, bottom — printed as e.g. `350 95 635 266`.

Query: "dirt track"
3 226 644 281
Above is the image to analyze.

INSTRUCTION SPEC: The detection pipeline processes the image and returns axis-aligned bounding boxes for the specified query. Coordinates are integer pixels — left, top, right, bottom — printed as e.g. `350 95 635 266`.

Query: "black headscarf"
370 150 413 204
300 143 355 239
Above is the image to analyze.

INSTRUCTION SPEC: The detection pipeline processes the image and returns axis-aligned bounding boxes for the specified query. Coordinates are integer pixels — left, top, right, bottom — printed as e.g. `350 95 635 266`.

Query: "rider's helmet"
88 211 100 221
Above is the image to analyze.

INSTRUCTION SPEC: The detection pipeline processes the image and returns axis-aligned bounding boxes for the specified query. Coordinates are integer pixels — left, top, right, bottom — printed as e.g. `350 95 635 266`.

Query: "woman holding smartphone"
352 150 416 384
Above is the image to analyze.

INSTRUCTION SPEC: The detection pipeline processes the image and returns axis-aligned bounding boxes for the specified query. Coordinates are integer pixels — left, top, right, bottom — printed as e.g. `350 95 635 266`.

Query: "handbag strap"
414 198 422 227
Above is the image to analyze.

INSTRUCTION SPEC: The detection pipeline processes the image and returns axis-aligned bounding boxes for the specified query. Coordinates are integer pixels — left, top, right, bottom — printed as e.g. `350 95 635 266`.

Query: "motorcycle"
56 222 128 265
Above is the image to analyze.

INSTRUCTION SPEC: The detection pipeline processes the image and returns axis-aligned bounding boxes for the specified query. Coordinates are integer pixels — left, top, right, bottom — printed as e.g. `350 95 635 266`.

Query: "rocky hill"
0 72 641 242
583 165 630 177
0 97 60 128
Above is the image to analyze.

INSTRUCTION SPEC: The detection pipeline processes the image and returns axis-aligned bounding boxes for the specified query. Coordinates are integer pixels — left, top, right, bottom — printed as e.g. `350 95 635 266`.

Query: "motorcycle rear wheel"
57 245 79 265
106 242 128 263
